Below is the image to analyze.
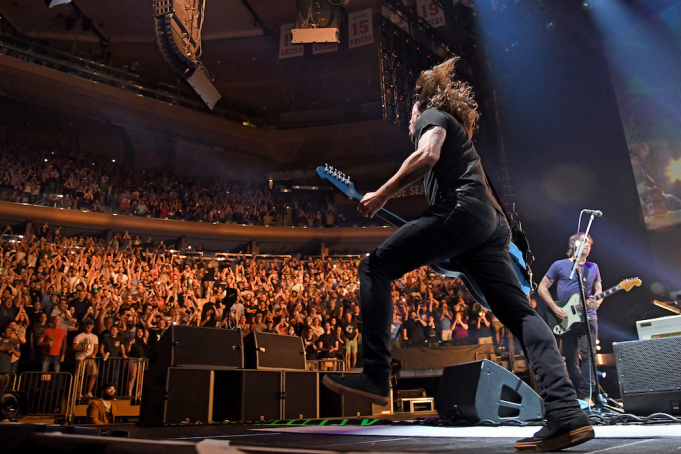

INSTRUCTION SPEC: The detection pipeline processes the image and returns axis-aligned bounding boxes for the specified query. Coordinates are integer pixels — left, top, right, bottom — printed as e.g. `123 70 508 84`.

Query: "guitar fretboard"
594 285 620 301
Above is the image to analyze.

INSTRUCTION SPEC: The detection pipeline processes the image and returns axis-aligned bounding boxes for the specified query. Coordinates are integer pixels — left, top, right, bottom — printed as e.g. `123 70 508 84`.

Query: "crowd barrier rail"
16 372 73 418
306 358 346 372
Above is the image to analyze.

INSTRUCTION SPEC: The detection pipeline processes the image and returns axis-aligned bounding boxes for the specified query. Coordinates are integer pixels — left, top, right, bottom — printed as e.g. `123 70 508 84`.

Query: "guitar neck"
348 194 407 227
375 208 407 227
594 284 621 301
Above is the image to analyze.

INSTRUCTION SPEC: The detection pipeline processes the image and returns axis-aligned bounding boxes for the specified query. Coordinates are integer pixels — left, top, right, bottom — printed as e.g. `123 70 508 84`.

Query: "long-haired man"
322 57 593 452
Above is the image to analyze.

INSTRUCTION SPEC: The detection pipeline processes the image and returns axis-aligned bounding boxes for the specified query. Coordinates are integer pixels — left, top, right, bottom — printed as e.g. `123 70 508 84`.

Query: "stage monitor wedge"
436 360 543 423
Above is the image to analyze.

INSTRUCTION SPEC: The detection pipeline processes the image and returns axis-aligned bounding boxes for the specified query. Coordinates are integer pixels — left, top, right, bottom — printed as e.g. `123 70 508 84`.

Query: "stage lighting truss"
378 17 438 129
154 0 221 109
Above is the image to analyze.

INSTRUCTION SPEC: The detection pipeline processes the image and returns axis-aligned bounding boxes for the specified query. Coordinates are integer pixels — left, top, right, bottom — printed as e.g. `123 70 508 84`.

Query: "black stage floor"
5 417 681 454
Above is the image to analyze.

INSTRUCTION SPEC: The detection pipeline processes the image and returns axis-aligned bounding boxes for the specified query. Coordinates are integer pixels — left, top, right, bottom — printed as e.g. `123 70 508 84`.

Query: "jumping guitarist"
538 232 603 406
322 57 593 452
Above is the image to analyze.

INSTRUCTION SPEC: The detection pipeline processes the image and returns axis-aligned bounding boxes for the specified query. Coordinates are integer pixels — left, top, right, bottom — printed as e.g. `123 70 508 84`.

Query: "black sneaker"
514 406 594 452
322 373 390 406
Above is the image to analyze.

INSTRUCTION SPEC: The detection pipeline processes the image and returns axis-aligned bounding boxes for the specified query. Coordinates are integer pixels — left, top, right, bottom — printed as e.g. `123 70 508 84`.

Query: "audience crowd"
0 224 503 386
0 142 348 228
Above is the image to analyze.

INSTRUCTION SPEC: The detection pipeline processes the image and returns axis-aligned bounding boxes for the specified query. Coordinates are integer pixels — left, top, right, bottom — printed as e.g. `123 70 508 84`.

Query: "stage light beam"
667 159 681 183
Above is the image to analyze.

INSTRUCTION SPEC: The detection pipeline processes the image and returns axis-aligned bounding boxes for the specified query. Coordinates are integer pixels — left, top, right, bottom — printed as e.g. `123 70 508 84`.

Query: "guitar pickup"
571 306 577 315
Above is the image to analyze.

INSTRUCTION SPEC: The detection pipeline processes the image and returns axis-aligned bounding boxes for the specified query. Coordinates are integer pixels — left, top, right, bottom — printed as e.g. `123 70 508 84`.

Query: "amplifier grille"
614 337 681 394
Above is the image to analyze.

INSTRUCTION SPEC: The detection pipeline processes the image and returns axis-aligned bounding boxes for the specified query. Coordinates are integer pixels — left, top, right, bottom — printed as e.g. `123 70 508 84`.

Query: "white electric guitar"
548 278 641 335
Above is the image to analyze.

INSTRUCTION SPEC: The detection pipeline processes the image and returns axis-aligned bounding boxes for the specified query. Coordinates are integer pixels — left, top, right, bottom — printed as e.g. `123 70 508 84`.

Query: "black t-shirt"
341 319 358 340
128 338 149 358
101 333 125 357
405 319 425 341
414 108 503 211
147 327 167 347
317 333 337 359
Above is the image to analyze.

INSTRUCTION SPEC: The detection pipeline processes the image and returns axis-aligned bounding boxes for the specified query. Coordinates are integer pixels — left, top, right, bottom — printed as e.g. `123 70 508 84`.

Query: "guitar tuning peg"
347 175 351 183
324 163 329 172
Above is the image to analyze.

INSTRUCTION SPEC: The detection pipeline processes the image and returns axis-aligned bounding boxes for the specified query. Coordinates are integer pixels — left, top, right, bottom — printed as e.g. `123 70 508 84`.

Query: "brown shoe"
514 407 594 452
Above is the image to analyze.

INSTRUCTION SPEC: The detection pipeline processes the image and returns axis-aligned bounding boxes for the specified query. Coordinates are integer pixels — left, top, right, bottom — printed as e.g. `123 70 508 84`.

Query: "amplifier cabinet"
614 337 681 415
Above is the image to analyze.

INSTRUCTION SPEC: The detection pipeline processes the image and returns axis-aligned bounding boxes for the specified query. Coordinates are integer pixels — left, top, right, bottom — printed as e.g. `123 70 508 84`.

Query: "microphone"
584 209 603 217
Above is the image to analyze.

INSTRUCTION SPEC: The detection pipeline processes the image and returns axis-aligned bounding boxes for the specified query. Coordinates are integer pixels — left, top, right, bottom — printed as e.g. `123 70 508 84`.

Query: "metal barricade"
17 372 73 417
306 358 346 372
72 357 146 399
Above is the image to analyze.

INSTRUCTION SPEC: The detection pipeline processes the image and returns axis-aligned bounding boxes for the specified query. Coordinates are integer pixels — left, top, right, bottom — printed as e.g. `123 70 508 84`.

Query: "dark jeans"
562 320 598 400
358 197 579 411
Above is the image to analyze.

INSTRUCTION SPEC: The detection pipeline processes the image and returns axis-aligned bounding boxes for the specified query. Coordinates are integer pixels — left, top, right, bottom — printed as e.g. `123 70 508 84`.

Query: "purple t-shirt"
546 259 601 320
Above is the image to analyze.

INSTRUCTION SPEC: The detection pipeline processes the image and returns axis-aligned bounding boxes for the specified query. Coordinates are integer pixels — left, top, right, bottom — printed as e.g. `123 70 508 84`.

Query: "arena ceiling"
0 0 382 118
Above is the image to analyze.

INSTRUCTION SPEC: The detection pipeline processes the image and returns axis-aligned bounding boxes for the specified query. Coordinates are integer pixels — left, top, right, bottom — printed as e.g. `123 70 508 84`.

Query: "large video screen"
606 3 681 230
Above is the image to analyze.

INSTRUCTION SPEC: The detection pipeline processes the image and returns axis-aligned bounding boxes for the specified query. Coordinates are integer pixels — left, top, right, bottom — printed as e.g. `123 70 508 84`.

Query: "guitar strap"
582 264 590 296
483 170 536 286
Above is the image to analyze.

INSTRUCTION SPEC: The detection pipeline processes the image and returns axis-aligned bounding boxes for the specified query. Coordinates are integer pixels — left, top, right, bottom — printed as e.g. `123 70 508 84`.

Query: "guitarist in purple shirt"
322 57 593 452
538 233 603 406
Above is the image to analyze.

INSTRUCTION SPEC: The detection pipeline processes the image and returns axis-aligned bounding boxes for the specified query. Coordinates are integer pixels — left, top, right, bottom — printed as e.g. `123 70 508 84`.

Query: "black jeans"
358 197 579 411
562 320 598 400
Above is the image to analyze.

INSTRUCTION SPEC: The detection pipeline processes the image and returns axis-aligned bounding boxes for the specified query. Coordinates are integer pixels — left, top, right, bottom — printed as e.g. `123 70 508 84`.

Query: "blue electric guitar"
317 164 533 309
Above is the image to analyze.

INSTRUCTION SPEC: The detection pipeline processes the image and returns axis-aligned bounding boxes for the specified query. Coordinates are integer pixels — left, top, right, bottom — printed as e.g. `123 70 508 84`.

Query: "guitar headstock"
316 164 361 202
620 277 642 292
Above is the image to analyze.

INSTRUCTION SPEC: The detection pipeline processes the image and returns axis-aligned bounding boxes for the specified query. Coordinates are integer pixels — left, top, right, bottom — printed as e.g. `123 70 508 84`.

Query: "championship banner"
392 182 425 199
279 23 304 59
381 4 409 33
416 0 446 28
348 8 374 49
312 43 338 55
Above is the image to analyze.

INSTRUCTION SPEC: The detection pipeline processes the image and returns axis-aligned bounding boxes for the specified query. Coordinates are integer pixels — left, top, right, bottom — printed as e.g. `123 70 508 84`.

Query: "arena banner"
348 8 374 49
392 182 425 199
381 4 409 33
312 43 338 55
279 23 304 59
416 0 446 28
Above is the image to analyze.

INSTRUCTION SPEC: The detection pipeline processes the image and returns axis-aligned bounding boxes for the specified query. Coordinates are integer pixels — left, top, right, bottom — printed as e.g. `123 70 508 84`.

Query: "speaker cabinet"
166 368 214 424
148 326 243 370
614 337 681 415
140 367 215 426
436 359 544 423
213 370 282 422
318 372 374 418
283 371 319 420
243 332 306 370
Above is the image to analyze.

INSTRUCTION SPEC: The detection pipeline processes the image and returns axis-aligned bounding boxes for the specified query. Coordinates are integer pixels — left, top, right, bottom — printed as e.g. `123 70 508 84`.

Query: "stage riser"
140 369 369 426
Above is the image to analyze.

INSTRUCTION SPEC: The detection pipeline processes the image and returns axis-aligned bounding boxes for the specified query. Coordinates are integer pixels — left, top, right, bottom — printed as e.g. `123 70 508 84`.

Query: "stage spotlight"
546 20 557 30
581 1 591 10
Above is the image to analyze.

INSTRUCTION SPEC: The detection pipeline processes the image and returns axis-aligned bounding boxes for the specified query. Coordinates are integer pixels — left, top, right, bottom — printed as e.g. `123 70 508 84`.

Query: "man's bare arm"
358 126 445 218
536 276 555 305
380 126 444 196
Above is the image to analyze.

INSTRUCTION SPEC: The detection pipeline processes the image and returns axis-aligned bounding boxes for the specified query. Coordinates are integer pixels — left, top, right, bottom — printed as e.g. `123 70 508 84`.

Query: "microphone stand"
569 212 623 414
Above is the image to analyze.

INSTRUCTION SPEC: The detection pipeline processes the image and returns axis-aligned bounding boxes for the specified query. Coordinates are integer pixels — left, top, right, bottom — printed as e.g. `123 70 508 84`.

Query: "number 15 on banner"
349 9 374 49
